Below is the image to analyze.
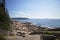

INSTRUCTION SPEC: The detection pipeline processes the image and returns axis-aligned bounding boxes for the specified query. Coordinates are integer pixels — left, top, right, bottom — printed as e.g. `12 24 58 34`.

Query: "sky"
6 0 60 19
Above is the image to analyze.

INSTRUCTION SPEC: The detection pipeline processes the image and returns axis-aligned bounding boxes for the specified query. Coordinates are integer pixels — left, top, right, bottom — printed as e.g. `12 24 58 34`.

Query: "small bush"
0 36 6 40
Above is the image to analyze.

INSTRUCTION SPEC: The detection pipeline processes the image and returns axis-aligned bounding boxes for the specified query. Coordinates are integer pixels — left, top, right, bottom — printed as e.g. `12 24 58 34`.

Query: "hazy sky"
6 0 60 19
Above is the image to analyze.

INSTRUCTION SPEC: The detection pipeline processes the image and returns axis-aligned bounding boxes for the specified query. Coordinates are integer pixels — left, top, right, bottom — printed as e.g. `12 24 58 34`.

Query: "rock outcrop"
10 20 39 36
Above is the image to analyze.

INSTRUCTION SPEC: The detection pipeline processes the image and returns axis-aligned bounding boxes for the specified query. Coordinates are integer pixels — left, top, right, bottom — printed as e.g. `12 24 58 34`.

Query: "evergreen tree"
0 0 10 31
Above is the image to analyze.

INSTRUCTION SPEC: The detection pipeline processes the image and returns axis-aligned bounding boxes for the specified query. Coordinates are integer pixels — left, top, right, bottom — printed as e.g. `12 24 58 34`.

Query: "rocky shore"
0 20 59 40
3 20 41 40
9 20 60 40
10 20 40 36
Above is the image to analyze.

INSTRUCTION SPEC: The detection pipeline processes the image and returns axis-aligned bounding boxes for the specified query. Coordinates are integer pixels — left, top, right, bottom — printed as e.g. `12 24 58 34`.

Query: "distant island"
11 17 29 19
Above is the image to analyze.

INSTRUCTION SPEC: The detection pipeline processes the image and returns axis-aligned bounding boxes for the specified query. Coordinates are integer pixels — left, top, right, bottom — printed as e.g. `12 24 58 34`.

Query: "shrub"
0 36 6 40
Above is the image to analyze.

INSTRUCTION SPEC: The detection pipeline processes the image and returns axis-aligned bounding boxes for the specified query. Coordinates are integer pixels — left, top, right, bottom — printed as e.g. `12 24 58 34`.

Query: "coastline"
2 20 60 40
10 18 60 28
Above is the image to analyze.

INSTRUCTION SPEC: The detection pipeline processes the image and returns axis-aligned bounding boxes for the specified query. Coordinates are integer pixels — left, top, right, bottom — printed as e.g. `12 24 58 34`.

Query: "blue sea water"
12 19 60 28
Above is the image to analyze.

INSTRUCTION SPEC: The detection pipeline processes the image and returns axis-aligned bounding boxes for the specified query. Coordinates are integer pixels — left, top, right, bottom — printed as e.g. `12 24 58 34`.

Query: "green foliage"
43 31 52 35
0 3 10 31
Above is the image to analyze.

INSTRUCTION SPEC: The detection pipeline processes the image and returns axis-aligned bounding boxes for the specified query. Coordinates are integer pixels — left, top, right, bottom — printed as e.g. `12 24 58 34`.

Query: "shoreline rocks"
10 20 39 36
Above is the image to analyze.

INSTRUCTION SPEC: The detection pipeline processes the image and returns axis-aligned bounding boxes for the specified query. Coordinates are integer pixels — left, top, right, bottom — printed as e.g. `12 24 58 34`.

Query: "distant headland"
11 17 29 19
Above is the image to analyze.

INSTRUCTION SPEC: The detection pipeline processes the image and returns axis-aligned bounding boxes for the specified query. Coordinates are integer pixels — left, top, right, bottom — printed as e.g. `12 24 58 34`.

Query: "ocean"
11 19 60 28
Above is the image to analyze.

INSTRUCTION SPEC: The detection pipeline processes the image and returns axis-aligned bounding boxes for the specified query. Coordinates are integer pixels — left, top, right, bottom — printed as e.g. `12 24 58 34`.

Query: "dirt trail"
5 35 41 40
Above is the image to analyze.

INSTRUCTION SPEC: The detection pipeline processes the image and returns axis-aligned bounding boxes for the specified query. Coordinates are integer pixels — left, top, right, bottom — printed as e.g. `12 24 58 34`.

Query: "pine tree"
0 0 10 31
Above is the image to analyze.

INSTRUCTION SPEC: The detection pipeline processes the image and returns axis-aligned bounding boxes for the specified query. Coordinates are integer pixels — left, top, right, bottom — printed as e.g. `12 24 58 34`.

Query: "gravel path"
15 35 40 40
5 35 41 40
